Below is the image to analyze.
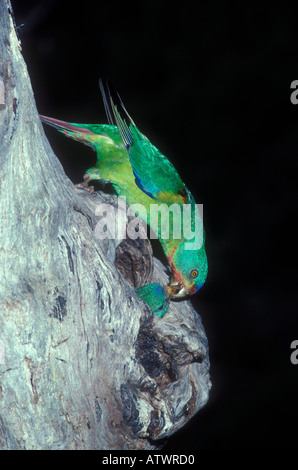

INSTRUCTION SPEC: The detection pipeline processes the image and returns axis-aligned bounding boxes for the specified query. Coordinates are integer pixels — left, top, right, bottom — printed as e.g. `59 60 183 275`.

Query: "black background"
12 1 298 450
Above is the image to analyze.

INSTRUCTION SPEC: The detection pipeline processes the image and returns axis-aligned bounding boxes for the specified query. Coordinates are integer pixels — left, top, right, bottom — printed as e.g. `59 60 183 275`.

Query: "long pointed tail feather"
40 115 94 134
40 114 95 146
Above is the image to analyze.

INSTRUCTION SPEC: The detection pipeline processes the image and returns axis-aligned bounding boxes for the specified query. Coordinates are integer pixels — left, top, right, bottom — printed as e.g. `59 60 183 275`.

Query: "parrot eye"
190 269 198 279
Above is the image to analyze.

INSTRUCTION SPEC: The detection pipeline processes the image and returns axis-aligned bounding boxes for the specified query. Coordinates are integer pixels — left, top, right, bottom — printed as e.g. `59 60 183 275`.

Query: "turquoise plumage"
40 80 208 318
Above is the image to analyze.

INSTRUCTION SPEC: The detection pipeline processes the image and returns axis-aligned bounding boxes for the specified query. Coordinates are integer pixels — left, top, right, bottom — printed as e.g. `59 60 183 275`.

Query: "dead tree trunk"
0 0 211 450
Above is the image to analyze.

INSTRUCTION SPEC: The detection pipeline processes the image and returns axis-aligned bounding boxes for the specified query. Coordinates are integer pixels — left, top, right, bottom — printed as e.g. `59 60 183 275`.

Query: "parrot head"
166 243 208 299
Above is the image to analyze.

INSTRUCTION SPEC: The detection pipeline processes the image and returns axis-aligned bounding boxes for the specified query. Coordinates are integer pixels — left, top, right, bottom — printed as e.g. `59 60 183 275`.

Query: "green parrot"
40 80 208 318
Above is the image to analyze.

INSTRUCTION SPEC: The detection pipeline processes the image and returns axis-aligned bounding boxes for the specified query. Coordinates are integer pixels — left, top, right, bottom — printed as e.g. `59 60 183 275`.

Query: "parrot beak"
166 278 191 299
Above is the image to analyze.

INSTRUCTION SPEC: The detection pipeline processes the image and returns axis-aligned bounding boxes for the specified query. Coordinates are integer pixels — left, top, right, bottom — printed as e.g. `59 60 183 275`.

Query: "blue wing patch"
133 170 157 200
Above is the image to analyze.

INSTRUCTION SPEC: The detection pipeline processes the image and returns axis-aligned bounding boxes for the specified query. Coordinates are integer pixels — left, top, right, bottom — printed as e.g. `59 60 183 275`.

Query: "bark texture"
0 0 211 450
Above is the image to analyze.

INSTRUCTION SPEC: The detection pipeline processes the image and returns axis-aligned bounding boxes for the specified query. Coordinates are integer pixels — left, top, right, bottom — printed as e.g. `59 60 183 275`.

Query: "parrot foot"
75 174 94 194
135 283 170 318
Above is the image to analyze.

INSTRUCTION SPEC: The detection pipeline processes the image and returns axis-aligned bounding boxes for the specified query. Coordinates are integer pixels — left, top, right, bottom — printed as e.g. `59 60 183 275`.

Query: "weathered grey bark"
0 0 211 450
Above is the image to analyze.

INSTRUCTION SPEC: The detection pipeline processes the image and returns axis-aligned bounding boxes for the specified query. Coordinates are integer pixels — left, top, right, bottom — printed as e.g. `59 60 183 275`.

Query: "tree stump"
0 0 211 450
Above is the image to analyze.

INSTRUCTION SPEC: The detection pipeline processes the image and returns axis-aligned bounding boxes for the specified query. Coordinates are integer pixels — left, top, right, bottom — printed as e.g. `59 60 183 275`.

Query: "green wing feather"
135 283 170 318
99 80 188 205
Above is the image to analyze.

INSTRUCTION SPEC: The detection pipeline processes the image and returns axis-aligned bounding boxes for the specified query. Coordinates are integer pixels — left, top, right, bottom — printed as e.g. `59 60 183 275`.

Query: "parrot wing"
99 80 188 205
135 283 170 318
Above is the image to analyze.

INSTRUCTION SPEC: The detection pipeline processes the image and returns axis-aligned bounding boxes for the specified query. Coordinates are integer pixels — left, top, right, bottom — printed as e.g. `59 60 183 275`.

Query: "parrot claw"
75 174 95 194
